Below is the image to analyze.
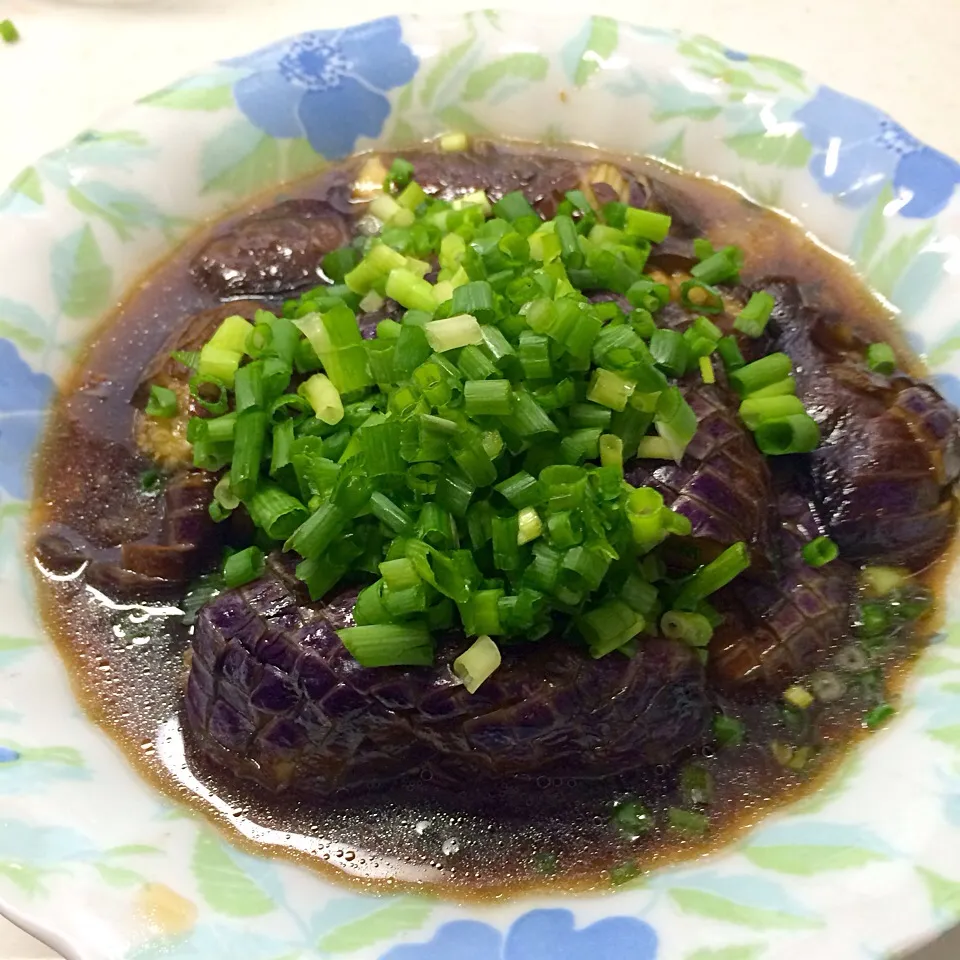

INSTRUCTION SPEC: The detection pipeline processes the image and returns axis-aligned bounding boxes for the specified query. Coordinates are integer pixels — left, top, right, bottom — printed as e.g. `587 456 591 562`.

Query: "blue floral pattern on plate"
379 909 658 960
228 16 418 158
0 339 53 498
794 86 960 217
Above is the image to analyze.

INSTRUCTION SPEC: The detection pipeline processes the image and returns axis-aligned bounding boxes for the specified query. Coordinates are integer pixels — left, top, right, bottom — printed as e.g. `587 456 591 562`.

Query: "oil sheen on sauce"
29 143 947 900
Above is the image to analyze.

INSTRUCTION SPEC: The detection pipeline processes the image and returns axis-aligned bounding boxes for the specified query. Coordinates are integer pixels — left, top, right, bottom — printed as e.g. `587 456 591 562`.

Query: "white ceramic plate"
2 12 960 960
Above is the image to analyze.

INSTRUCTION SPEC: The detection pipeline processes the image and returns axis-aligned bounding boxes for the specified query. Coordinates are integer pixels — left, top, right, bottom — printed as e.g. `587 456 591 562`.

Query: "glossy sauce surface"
30 143 945 898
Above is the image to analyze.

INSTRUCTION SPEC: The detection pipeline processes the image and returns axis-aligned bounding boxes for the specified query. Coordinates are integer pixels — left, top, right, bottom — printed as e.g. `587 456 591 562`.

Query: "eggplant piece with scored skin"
183 571 710 796
763 279 960 568
625 383 776 566
709 485 856 691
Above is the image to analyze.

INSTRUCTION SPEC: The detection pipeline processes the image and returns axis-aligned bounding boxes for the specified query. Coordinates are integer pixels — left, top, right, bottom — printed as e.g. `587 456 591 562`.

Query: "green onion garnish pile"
155 154 828 672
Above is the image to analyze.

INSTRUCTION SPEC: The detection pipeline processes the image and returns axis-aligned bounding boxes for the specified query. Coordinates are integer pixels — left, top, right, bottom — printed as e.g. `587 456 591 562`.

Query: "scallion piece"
145 384 178 418
738 394 806 430
493 190 537 223
246 482 308 540
453 635 502 693
495 471 542 509
223 546 265 589
424 313 484 352
230 410 268 500
369 492 415 535
802 535 839 567
516 506 543 545
649 328 691 378
300 373 343 425
337 623 435 667
623 207 671 243
734 291 775 337
579 600 645 658
713 713 745 748
699 355 715 384
754 413 820 455
599 434 623 472
690 245 742 285
716 335 745 372
668 807 709 836
197 344 242 387
729 352 793 397
587 368 636 411
661 610 713 647
674 542 750 609
864 702 895 729
654 387 698 462
866 341 896 375
679 279 723 314
0 19 20 42
464 379 513 416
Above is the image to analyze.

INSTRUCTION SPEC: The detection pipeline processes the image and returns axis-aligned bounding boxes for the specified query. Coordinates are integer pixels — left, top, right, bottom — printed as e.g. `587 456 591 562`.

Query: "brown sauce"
29 142 948 900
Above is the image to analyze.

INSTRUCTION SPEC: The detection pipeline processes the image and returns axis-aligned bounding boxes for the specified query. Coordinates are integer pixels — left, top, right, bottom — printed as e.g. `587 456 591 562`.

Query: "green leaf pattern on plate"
316 898 433 953
50 224 112 319
191 832 275 917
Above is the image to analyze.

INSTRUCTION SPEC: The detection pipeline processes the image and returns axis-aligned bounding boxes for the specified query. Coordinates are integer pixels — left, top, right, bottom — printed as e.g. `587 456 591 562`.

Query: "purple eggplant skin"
626 383 776 567
191 199 351 298
763 279 960 569
184 572 710 797
709 485 856 691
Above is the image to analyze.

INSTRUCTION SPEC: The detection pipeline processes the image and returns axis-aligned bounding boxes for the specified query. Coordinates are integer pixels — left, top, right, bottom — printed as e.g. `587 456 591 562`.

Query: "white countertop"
0 0 958 957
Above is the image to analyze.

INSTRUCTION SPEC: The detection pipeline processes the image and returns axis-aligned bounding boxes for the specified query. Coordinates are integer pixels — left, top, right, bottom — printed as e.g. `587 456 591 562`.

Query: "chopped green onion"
197 343 242 387
668 807 709 836
624 207 671 242
453 635 501 692
587 368 636 411
0 19 20 43
599 434 623 472
246 482 308 540
729 353 793 397
230 410 268 500
370 492 415 535
145 384 178 418
495 471 542 509
713 713 745 747
691 245 742 285
749 376 797 399
861 565 911 597
654 387 698 462
611 800 654 837
516 506 543 545
300 373 343 425
866 342 896 375
649 328 691 378
609 861 641 886
661 610 713 647
802 535 839 567
784 685 814 710
738 394 806 430
698 355 715 384
680 763 714 806
716 335 745 372
338 623 435 667
424 313 483 352
864 702 895 729
223 546 265 588
679 279 723 314
464 379 513 416
579 600 645 658
733 291 775 337
674 542 750 609
494 191 537 223
754 413 820 455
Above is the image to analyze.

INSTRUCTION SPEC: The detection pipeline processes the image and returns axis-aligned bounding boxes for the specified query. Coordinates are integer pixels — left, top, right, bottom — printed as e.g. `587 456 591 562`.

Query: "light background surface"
0 0 957 956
